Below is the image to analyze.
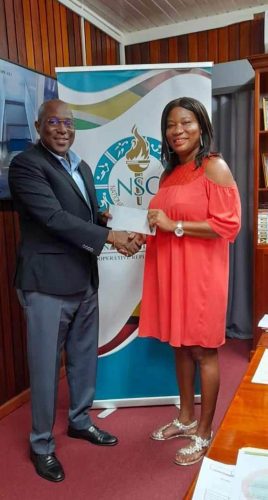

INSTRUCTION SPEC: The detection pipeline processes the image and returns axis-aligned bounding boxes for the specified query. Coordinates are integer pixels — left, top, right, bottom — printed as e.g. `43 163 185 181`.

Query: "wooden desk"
184 334 268 499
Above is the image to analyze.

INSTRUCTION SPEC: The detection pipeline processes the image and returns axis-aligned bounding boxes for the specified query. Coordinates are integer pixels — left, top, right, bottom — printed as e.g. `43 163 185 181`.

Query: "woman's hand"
148 209 175 232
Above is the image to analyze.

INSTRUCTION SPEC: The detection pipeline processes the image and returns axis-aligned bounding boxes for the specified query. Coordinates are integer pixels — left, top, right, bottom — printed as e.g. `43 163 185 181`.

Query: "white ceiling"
60 0 268 45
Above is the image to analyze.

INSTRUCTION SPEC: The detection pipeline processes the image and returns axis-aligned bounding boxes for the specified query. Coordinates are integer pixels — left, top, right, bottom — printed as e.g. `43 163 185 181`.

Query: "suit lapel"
36 142 92 213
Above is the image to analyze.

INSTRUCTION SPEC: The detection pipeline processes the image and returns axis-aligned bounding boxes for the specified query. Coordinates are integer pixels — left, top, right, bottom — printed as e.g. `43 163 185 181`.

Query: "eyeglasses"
46 117 74 129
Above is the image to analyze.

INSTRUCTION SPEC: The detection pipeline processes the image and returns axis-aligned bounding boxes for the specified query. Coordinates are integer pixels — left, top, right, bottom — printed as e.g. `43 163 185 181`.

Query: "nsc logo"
94 125 162 212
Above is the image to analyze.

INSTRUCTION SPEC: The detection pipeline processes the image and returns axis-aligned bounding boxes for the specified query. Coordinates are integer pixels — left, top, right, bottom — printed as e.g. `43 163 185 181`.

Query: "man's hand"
107 230 134 256
107 231 145 256
127 233 146 255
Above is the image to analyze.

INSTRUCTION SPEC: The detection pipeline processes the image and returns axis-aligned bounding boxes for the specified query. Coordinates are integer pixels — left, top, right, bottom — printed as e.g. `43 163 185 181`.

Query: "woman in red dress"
138 97 241 465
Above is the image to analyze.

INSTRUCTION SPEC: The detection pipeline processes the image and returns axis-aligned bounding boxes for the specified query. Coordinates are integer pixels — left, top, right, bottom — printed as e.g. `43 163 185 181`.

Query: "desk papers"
109 205 155 235
192 448 268 499
192 457 235 500
230 447 268 499
258 314 268 329
251 348 268 384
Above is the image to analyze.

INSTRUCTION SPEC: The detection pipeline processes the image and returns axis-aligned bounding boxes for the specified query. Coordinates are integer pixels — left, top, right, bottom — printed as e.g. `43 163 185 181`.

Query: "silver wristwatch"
174 221 184 237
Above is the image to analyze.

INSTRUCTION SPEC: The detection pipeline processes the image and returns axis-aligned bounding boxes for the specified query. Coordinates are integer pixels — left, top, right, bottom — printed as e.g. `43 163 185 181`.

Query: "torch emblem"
126 125 150 206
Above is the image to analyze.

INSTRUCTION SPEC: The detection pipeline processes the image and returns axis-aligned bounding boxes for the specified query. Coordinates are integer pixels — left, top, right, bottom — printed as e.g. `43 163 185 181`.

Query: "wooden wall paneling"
160 38 169 63
95 27 103 65
3 205 25 393
127 44 141 64
0 206 8 404
120 17 265 68
207 29 218 63
124 42 148 64
0 388 30 420
90 24 97 65
101 31 107 65
0 310 7 404
13 211 21 255
0 0 8 59
0 208 16 399
66 7 76 67
250 17 264 56
105 34 111 65
59 3 70 67
110 35 118 65
125 44 132 64
13 211 28 385
218 27 229 62
84 20 92 66
4 0 18 62
188 33 198 62
197 31 208 62
13 0 27 67
149 40 160 63
72 11 82 66
20 308 28 386
105 35 113 64
168 37 178 63
29 0 44 73
12 294 28 392
177 35 188 62
228 23 240 61
140 42 150 64
98 31 104 64
239 21 251 59
12 291 28 391
125 45 135 64
45 0 57 76
116 40 120 65
53 0 64 68
86 25 119 66
38 0 51 74
22 0 35 69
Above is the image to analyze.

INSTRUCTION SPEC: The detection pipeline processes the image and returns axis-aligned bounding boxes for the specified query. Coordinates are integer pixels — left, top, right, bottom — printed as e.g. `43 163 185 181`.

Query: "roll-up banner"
56 63 212 407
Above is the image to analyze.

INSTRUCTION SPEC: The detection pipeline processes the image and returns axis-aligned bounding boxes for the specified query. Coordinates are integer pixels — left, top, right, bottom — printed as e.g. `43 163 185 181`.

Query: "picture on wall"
0 58 58 199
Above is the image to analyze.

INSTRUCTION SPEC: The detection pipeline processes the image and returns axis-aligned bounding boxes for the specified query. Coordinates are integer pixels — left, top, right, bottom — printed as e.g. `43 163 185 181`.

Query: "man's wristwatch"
174 221 184 237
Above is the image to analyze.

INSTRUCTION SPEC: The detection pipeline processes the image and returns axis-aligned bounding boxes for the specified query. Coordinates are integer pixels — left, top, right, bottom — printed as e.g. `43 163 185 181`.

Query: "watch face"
174 226 184 237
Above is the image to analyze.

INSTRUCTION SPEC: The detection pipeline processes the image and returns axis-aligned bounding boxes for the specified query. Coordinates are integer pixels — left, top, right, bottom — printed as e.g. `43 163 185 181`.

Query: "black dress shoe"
67 424 118 446
30 448 65 482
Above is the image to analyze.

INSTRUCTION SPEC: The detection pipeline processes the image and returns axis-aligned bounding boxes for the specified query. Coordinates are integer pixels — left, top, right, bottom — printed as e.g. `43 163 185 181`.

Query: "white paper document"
251 348 268 384
192 457 235 500
109 205 155 235
230 447 268 499
258 314 268 328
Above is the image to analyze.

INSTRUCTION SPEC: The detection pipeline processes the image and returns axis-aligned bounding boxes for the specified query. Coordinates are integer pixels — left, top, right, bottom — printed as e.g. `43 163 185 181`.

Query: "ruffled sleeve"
205 178 241 242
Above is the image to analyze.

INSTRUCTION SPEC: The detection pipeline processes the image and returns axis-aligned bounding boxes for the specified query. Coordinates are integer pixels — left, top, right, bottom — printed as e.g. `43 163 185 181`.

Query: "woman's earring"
200 135 203 147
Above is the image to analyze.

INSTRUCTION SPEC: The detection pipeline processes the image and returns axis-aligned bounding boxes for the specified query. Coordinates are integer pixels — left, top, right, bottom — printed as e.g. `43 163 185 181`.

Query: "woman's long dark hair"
161 97 215 171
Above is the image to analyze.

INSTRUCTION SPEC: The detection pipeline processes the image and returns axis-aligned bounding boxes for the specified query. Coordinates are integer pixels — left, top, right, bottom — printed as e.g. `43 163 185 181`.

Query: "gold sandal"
150 419 198 441
173 432 213 465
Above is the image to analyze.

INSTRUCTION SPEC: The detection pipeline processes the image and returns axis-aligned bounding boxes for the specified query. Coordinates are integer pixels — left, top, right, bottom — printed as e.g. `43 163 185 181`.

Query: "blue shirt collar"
41 141 81 171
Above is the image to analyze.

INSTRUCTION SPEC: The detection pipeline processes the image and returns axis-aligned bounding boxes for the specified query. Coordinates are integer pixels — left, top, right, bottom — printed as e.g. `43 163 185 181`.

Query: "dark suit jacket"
8 142 109 295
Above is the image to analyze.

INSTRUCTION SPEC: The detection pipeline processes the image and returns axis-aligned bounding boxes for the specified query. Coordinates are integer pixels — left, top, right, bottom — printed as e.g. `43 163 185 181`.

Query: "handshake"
100 208 146 257
107 230 146 257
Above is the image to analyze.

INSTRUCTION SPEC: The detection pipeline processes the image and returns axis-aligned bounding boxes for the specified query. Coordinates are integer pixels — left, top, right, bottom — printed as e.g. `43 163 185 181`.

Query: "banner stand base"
94 394 201 412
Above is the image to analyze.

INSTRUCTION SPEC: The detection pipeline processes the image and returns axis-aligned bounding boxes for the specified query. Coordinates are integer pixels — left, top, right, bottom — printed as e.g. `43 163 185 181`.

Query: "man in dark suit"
8 99 140 482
